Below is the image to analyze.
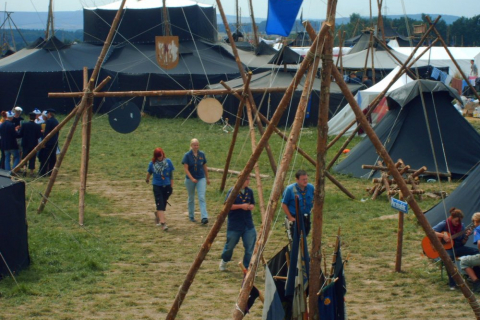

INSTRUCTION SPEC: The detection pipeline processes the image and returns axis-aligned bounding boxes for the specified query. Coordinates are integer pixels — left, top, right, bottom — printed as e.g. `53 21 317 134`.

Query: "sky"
3 0 479 20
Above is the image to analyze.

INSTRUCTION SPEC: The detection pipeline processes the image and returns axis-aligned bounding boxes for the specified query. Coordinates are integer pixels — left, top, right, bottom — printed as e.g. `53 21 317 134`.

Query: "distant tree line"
220 13 480 47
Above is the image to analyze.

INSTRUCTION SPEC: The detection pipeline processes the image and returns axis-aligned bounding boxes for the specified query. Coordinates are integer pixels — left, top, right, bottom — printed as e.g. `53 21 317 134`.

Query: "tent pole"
219 77 249 192
370 32 376 84
232 20 329 320
330 64 480 319
220 81 355 200
165 22 332 320
308 0 337 315
425 16 480 102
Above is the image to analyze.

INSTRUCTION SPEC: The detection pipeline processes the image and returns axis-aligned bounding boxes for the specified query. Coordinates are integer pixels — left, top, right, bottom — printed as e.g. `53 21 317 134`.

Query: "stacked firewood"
363 160 426 201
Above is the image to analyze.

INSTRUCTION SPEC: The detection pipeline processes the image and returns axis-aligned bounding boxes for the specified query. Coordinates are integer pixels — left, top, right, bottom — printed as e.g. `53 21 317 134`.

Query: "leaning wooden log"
208 167 269 178
238 262 264 303
411 166 427 178
362 164 451 177
388 189 424 195
372 185 386 200
382 173 391 201
372 178 417 185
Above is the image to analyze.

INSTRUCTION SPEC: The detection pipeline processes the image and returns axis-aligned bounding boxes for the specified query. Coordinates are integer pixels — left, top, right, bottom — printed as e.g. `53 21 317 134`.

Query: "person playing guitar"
432 207 479 290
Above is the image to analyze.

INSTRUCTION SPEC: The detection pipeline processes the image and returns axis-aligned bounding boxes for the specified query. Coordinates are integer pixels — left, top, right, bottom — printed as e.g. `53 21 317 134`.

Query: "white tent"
392 47 480 76
328 66 414 136
334 49 428 71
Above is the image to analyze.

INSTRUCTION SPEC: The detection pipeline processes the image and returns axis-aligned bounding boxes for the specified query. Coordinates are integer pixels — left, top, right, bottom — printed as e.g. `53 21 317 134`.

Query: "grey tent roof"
425 163 480 250
334 79 480 178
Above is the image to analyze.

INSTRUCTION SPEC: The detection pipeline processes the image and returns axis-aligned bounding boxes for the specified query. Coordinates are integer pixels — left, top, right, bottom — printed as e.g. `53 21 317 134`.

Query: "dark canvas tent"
0 171 30 278
334 80 480 178
209 71 362 126
0 0 240 117
425 163 480 250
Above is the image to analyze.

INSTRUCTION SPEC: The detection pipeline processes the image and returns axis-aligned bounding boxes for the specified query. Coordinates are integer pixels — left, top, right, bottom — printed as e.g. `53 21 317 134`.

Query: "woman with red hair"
146 147 175 230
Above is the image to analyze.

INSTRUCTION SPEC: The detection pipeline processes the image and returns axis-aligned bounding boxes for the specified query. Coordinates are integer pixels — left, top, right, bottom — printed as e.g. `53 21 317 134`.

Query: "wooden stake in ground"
165 21 332 320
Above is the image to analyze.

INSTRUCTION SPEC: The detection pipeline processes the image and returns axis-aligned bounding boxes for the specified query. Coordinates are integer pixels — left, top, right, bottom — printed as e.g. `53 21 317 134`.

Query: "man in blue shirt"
219 177 256 271
460 212 480 293
282 170 314 237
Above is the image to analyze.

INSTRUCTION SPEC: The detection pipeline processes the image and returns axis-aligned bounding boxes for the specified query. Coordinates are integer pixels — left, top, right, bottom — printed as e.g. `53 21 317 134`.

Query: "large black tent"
334 80 480 178
0 171 30 278
209 71 362 126
425 163 480 250
0 0 241 117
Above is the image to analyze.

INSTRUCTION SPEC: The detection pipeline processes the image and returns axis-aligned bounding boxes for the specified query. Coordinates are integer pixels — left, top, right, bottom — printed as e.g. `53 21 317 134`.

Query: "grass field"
0 114 479 320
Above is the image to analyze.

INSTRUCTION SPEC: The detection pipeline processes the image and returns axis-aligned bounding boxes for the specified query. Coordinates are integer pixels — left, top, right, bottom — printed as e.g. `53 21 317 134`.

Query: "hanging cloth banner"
265 0 304 37
155 36 179 70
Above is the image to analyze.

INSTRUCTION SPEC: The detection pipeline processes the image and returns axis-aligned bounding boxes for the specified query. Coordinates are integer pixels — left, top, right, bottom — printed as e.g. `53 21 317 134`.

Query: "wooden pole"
219 79 249 192
425 16 480 102
395 193 404 272
49 87 289 99
309 0 337 316
370 31 376 84
162 0 171 36
79 67 89 225
331 64 480 319
165 22 332 320
221 81 355 200
38 84 92 214
216 0 279 219
247 0 259 47
232 21 328 320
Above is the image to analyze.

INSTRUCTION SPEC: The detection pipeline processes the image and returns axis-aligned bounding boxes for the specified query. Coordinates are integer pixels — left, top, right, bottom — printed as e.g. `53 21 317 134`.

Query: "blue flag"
262 265 286 320
266 0 304 37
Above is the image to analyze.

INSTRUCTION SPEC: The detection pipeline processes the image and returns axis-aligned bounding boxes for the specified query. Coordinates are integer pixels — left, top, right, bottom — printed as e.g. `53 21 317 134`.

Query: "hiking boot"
219 259 228 271
473 280 480 293
201 218 209 225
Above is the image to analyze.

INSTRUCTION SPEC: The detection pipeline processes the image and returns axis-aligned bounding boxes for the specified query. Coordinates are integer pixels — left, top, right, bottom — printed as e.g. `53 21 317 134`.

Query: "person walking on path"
146 147 174 231
18 112 42 177
182 138 210 224
219 177 256 271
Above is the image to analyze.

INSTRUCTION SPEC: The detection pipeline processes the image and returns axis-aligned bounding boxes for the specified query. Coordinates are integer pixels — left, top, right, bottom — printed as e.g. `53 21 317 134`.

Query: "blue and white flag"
262 265 286 320
266 0 304 37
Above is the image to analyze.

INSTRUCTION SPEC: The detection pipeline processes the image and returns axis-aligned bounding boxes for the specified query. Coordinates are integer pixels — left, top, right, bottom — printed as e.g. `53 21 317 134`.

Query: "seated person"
460 212 480 293
433 207 478 290
362 75 373 88
348 72 362 84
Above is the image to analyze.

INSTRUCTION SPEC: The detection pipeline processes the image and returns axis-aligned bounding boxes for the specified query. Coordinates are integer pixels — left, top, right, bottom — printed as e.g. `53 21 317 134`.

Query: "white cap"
33 108 42 115
6 111 14 118
14 106 23 112
42 111 48 117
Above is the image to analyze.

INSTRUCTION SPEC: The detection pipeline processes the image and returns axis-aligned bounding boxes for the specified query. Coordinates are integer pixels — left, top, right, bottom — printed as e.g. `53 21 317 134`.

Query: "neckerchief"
238 188 250 204
153 159 169 180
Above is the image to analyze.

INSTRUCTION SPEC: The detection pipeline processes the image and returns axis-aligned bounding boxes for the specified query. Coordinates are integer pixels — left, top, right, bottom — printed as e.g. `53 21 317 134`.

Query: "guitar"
422 223 474 259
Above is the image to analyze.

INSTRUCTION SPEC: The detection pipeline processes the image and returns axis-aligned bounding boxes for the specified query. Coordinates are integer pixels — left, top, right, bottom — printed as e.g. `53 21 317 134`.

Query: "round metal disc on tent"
108 101 141 134
197 98 223 123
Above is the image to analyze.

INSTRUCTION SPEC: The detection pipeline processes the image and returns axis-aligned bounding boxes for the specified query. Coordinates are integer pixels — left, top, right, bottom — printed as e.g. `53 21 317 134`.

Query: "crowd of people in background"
0 106 59 177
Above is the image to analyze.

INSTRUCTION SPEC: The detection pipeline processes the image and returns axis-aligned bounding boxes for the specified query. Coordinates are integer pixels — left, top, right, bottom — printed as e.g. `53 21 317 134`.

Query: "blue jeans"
221 227 257 269
4 149 20 171
185 177 208 220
